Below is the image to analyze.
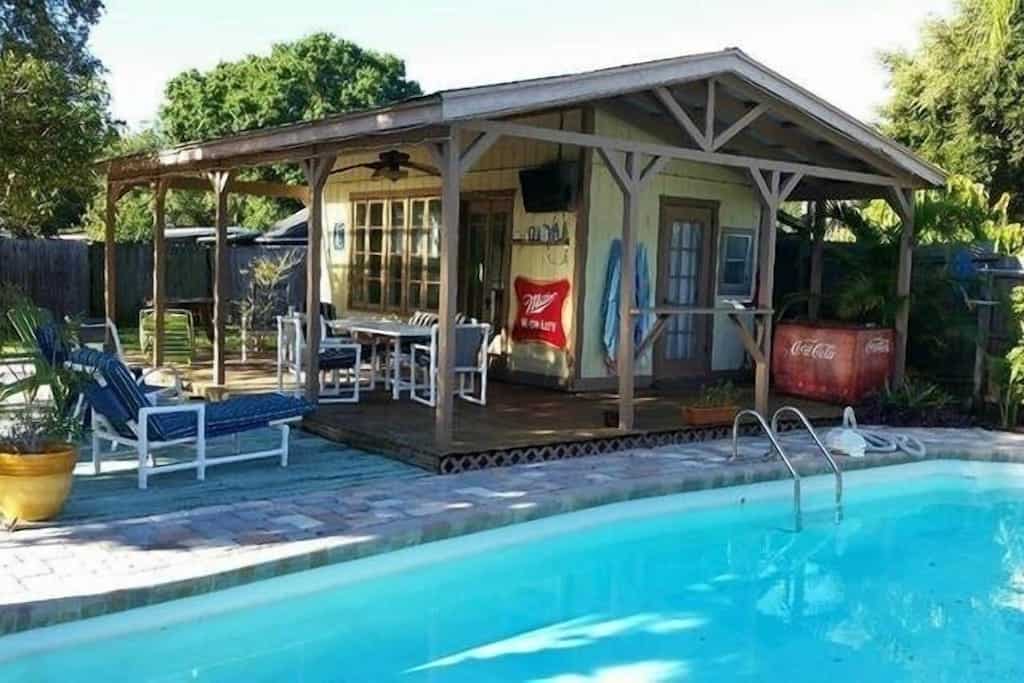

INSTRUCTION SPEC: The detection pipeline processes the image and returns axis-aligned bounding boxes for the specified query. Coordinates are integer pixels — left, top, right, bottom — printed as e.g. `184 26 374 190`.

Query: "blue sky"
91 0 953 130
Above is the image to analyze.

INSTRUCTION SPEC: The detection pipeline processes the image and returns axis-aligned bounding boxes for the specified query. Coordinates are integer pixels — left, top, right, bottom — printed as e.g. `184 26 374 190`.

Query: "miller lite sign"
512 277 571 349
773 323 894 403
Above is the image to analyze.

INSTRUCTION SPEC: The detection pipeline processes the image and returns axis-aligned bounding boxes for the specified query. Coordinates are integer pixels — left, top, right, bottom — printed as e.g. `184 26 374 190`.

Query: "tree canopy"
160 32 421 143
83 33 421 241
881 0 1024 214
0 0 104 78
0 1 111 236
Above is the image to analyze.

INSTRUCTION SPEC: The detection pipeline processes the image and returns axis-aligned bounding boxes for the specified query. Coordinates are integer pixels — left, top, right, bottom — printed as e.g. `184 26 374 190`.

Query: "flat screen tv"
519 162 578 213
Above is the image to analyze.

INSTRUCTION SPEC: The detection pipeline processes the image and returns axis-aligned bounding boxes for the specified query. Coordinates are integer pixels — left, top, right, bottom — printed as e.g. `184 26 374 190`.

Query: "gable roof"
105 48 944 190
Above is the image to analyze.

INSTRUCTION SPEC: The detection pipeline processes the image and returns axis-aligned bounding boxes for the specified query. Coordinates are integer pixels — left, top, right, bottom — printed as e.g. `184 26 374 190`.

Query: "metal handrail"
731 409 802 532
772 406 843 523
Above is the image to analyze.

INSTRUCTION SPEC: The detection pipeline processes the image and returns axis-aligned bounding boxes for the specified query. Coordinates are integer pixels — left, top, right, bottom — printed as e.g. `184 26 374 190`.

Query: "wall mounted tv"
519 162 578 213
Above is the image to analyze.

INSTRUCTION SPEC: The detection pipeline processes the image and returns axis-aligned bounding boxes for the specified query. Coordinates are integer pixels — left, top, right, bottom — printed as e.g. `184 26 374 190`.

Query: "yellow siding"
322 111 582 380
579 107 762 380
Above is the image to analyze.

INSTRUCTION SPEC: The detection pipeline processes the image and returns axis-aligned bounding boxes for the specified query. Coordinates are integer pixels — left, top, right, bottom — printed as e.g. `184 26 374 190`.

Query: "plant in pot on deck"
0 305 84 527
682 381 741 426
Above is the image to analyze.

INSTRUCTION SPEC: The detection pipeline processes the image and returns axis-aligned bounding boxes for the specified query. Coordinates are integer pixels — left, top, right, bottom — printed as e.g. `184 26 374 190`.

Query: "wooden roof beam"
464 118 910 189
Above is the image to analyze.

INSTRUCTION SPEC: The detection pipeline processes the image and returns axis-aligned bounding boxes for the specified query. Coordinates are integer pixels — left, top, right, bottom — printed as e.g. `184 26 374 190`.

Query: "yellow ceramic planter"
0 445 77 522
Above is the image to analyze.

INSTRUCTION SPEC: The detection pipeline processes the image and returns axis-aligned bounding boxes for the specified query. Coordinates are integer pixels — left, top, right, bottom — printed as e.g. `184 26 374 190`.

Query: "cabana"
100 48 944 458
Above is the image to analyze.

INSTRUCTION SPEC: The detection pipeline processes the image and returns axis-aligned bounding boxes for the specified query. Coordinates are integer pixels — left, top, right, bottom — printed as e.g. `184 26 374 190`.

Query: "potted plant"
0 305 84 526
682 381 741 426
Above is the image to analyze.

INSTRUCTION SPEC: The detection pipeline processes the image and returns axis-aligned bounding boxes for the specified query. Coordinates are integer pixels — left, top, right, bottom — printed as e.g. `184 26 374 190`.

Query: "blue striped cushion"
319 347 358 370
70 349 313 442
156 393 314 440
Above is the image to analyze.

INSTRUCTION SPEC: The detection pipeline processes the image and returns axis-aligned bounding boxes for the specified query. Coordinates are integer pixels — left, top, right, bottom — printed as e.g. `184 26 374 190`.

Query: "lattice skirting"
436 418 836 474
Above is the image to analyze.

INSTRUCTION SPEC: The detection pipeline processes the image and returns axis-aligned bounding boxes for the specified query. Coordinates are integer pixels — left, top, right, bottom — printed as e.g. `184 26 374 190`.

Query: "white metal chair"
276 314 362 403
409 322 490 407
75 316 185 406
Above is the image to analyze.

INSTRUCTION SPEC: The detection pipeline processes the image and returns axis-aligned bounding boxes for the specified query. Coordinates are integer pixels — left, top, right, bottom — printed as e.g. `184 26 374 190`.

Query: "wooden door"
458 197 512 333
654 200 716 380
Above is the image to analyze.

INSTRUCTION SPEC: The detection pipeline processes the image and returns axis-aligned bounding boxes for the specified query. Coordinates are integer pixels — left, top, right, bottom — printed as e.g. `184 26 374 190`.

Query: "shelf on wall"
511 238 571 246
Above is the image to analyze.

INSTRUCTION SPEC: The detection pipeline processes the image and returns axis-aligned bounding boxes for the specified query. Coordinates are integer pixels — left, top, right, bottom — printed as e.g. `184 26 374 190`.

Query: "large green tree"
0 0 112 236
85 33 421 241
160 32 421 143
881 0 1024 214
0 52 111 236
0 0 111 235
0 0 104 78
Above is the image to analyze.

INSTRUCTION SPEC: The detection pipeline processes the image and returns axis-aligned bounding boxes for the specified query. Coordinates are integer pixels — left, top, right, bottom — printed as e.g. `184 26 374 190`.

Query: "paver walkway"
2 426 1023 635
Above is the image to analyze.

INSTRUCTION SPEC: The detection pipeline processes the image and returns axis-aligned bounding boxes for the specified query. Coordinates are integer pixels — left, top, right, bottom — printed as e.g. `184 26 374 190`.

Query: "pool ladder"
730 406 843 532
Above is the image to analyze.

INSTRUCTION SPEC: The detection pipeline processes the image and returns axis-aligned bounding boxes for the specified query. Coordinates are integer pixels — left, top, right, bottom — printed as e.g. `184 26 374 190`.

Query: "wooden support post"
152 179 169 366
888 187 915 387
208 170 232 387
748 168 801 415
618 152 639 431
103 182 124 338
597 148 669 430
436 132 462 446
300 155 337 403
973 273 994 407
808 199 825 322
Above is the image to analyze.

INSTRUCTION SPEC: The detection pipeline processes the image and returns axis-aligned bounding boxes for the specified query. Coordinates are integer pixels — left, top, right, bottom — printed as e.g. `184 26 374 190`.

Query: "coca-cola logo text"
789 339 837 361
864 337 891 355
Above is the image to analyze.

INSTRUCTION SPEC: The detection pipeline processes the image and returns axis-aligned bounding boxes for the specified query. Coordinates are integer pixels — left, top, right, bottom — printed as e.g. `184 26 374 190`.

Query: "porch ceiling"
102 47 944 200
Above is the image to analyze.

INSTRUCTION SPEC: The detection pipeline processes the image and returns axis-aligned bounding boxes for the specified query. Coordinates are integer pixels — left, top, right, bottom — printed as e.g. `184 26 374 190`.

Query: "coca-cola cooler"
772 322 894 404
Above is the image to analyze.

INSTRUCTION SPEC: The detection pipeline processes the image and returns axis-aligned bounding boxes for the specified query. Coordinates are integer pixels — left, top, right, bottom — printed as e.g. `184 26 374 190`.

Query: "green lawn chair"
139 308 195 366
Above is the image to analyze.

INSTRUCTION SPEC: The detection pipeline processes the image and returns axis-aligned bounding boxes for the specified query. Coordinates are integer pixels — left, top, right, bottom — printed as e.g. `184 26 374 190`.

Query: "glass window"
350 196 442 313
718 229 754 297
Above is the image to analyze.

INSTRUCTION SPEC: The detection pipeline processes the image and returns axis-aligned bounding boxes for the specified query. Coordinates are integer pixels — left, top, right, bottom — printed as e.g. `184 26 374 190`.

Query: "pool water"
3 462 1024 682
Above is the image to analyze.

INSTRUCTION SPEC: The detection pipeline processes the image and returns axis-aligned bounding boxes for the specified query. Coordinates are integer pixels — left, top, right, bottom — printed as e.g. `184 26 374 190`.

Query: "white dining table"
329 319 433 399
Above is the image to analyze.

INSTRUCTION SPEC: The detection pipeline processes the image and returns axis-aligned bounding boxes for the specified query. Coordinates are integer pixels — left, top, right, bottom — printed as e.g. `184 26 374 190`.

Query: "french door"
654 200 716 380
458 197 513 334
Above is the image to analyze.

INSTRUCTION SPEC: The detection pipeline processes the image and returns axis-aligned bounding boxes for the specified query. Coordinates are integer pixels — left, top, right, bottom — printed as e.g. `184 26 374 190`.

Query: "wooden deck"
304 382 842 473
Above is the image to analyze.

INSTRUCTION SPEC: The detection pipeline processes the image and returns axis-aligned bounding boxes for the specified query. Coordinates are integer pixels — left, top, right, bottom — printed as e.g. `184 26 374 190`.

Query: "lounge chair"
138 308 196 366
69 348 313 489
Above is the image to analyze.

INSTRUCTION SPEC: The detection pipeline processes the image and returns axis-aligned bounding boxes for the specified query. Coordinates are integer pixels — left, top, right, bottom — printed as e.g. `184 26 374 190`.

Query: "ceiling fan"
328 150 439 182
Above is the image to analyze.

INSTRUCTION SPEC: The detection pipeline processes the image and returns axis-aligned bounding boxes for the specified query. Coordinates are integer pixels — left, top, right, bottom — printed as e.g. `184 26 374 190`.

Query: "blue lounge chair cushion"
69 348 314 442
155 393 314 440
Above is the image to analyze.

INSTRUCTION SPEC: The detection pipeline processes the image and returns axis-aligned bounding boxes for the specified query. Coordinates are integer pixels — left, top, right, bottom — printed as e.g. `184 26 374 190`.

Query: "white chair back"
78 318 124 359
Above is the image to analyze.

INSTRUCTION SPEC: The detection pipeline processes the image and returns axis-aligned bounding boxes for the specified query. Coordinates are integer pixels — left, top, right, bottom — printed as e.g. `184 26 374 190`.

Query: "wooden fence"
2 238 306 326
0 238 90 318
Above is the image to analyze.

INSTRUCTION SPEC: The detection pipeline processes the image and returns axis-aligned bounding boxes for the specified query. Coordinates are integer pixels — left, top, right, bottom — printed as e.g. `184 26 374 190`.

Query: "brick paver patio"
1 426 1023 635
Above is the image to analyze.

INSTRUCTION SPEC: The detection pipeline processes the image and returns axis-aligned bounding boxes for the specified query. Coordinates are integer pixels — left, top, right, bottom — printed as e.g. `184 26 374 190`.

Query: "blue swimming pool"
2 461 1024 682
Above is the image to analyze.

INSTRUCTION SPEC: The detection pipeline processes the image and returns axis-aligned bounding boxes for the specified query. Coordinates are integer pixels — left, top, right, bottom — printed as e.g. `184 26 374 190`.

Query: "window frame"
348 196 442 313
717 227 755 298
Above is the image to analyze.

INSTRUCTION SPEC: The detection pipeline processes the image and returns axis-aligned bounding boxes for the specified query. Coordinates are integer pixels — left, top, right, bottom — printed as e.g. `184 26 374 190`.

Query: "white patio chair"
409 322 490 407
74 316 185 405
276 314 362 403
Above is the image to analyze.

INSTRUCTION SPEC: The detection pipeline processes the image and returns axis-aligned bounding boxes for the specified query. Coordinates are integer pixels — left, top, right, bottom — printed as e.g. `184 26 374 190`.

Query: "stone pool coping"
1 427 1022 636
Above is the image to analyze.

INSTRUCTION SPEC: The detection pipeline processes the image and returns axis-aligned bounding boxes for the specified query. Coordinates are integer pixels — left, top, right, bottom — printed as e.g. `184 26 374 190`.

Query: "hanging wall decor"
512 277 571 349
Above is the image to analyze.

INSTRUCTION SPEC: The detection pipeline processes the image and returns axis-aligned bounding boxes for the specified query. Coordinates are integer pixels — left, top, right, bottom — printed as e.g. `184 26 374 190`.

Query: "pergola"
101 48 945 445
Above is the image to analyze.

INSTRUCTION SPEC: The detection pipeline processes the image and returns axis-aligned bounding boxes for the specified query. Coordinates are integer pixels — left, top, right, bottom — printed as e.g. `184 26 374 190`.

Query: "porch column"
152 179 169 366
597 149 669 430
208 170 232 387
808 198 826 322
436 132 462 445
104 181 125 335
750 169 803 415
888 187 915 387
301 155 336 402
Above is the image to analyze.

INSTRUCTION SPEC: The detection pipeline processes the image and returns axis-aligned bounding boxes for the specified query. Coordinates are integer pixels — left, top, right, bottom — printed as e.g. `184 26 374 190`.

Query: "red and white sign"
512 277 571 349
